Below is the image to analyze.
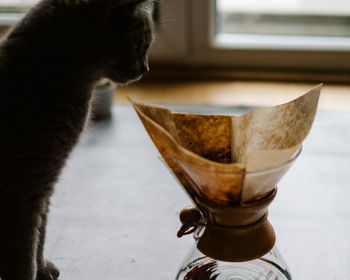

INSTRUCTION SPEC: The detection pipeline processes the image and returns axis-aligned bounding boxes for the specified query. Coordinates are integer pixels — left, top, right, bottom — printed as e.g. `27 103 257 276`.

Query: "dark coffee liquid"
184 259 217 280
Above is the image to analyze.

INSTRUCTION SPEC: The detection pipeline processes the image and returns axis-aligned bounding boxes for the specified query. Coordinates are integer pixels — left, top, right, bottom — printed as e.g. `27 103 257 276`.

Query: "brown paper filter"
129 84 321 204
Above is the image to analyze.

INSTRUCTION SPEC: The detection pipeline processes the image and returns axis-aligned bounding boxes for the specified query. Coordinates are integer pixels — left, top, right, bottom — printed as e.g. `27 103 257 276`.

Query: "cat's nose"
141 63 149 74
140 58 149 74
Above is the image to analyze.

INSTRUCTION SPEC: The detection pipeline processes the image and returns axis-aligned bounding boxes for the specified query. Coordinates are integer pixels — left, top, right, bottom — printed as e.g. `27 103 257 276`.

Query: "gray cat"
0 0 154 279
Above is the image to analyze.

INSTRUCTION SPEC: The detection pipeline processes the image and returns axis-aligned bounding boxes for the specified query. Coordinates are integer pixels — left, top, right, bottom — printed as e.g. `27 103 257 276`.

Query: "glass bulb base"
175 244 292 280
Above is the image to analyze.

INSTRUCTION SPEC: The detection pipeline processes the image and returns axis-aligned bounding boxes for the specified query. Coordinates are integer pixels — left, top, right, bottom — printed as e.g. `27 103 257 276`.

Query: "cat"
0 0 154 279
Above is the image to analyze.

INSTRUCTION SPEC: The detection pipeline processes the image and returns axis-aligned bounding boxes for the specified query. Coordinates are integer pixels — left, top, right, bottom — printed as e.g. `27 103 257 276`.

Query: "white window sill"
214 33 350 51
0 12 24 26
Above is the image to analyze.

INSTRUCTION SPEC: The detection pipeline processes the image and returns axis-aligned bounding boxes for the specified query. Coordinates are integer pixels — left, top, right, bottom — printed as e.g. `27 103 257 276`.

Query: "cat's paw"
37 261 60 280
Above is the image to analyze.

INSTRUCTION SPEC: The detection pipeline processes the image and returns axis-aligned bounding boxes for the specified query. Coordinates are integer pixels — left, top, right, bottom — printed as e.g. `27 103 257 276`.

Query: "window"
1 0 349 71
215 0 350 50
0 0 36 31
0 0 37 11
150 0 350 71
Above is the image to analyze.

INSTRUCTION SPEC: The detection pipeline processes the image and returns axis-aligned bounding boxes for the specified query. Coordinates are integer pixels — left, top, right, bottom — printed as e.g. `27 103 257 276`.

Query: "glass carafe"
171 148 300 280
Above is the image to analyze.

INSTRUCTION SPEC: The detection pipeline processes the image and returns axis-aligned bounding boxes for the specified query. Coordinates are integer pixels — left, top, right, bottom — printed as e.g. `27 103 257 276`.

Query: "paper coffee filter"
232 84 321 163
130 98 245 203
129 84 321 204
173 113 232 163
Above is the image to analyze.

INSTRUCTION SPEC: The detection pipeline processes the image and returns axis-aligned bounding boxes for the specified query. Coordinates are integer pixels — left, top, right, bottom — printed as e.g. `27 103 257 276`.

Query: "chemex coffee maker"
130 84 321 279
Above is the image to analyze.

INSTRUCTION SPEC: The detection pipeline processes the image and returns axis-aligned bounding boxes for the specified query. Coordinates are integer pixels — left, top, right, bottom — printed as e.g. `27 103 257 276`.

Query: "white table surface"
45 104 350 280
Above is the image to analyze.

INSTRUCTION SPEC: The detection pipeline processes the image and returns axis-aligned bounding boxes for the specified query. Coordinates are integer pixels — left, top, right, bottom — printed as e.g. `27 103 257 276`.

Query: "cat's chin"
111 75 143 85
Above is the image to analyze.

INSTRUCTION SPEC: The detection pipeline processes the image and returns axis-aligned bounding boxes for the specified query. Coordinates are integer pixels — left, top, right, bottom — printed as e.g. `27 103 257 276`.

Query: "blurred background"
0 0 349 111
1 2 349 278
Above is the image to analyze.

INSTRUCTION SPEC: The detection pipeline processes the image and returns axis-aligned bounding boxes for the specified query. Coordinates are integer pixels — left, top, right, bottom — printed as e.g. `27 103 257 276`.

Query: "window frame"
148 0 189 62
150 0 350 72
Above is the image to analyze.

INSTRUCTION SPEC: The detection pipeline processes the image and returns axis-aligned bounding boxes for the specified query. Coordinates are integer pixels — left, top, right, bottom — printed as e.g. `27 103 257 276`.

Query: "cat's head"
5 0 155 84
93 0 155 84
